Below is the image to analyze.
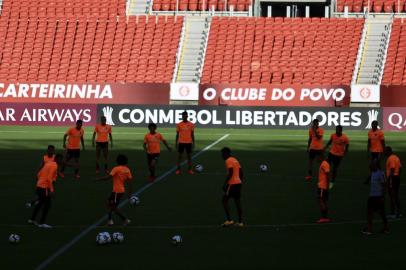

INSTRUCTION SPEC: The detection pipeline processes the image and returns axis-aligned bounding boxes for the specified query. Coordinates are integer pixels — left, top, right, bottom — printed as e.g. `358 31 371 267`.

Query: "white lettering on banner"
0 108 16 121
300 88 345 101
18 109 92 122
221 88 267 101
203 88 217 101
388 113 406 129
0 83 112 99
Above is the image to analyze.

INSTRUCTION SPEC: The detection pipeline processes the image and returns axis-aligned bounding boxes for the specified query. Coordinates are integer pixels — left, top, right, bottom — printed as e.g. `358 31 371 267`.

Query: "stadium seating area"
382 19 406 85
201 17 364 85
1 0 126 18
336 0 405 13
0 16 183 83
152 0 252 12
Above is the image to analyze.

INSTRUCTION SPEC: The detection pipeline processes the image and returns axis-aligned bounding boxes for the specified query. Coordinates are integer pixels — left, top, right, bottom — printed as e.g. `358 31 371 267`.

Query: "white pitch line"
34 134 229 270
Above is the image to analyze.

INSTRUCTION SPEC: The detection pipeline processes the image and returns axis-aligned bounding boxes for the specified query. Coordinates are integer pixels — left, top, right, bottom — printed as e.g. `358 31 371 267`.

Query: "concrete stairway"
127 0 150 15
174 16 210 82
353 16 392 85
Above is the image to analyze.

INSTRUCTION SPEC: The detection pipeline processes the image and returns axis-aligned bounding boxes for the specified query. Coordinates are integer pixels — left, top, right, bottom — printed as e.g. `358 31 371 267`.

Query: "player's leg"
59 151 71 176
378 197 389 232
317 189 330 222
306 150 315 180
222 195 232 224
176 144 184 174
29 188 45 224
364 197 374 233
388 180 397 218
38 192 51 227
393 177 401 217
73 151 80 178
186 144 193 174
95 144 101 173
102 145 109 173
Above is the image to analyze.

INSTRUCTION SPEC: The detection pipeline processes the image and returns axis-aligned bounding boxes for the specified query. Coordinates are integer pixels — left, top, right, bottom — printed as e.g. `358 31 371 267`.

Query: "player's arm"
367 138 371 153
162 139 172 152
81 135 85 151
175 132 179 149
191 131 195 149
239 167 243 181
127 179 133 199
381 138 385 150
92 132 96 147
225 168 233 185
63 134 68 148
143 141 148 152
109 133 113 148
324 138 332 151
95 174 113 182
345 143 349 154
307 137 311 152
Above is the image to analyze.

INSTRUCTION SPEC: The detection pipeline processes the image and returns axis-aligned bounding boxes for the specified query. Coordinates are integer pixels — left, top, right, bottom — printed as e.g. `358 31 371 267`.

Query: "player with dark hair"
60 119 85 179
324 125 349 186
92 116 113 174
362 159 388 235
221 147 244 227
317 154 331 223
96 154 133 226
175 111 195 175
306 119 324 181
385 146 402 219
367 120 385 161
143 123 171 182
28 154 63 228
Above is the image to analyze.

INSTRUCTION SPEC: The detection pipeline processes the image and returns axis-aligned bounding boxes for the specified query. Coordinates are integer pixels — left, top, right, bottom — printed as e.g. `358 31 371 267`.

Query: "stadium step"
173 16 210 83
353 15 392 85
127 0 150 15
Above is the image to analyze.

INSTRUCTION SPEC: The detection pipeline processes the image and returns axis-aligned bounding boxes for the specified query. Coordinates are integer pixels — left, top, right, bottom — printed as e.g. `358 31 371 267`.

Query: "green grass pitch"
0 126 405 270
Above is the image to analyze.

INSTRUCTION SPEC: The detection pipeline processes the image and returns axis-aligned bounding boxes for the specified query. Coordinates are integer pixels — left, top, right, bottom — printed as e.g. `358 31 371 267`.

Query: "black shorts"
368 196 385 212
328 153 342 167
96 142 109 149
317 188 329 201
36 187 51 198
66 149 80 159
178 143 192 154
309 149 323 159
223 184 242 199
370 152 382 160
108 192 124 206
388 176 400 192
147 153 160 163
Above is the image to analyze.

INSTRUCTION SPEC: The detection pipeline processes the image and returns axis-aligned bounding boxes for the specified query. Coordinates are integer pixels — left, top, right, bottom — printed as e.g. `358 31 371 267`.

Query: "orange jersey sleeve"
309 128 324 150
318 161 330 189
94 124 111 143
386 155 402 177
110 166 133 193
329 134 349 157
225 157 242 185
177 122 195 144
368 130 385 153
66 127 84 149
144 133 164 154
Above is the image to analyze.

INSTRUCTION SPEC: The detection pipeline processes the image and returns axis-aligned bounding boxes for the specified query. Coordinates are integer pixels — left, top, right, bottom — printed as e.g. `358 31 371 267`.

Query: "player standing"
221 147 244 227
385 146 402 219
96 154 133 226
60 119 85 179
28 154 63 228
362 159 388 235
143 123 171 182
324 125 349 186
367 120 385 161
306 119 324 181
92 116 113 174
175 111 195 175
317 155 331 223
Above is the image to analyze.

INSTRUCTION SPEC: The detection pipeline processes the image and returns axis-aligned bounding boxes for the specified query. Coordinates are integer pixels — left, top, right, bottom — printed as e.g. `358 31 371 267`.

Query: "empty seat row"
152 0 253 12
336 0 406 13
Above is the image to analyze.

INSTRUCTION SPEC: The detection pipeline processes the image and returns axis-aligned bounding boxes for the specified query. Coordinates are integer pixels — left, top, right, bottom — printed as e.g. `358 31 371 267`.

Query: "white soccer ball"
260 164 268 172
9 234 20 244
130 195 140 205
171 235 182 245
112 232 124 243
96 232 111 245
195 164 204 173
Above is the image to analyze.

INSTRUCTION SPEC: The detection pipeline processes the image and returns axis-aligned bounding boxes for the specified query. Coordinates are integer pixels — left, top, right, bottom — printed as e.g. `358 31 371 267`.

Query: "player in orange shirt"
28 154 63 228
175 111 195 175
367 120 385 160
306 119 324 181
143 123 171 182
385 146 402 219
96 154 133 226
60 119 85 179
92 116 113 174
324 125 349 185
221 147 244 227
316 154 332 223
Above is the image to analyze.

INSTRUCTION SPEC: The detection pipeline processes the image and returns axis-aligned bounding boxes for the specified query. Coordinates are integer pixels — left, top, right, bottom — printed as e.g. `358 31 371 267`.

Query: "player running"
28 154 63 228
385 146 402 219
306 119 324 181
96 154 133 226
221 147 244 227
92 116 113 174
362 159 388 235
143 123 171 182
317 155 332 223
367 120 385 161
60 119 85 179
324 125 349 186
175 111 195 175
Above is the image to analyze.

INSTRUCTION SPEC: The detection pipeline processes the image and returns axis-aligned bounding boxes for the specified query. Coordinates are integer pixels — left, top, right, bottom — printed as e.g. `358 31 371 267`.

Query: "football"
260 164 268 172
195 164 204 173
112 232 124 243
130 195 140 205
171 235 182 245
8 234 20 244
96 232 111 245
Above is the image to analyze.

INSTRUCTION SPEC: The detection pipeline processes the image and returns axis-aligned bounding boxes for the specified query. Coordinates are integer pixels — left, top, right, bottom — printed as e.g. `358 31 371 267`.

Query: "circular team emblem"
359 87 371 99
178 85 190 97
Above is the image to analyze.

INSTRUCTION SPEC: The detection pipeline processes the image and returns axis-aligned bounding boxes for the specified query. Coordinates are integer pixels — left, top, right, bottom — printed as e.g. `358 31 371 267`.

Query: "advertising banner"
0 103 97 126
97 104 381 129
383 107 406 131
170 83 199 101
0 83 170 105
380 86 406 107
199 84 351 107
351 84 380 103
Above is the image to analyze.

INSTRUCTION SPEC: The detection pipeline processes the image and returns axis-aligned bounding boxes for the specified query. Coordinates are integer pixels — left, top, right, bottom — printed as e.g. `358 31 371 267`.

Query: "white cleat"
107 219 114 226
28 219 38 225
38 224 53 229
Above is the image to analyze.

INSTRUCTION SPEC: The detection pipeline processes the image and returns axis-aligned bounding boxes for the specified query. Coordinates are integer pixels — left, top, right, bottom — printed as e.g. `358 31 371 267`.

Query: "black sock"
108 211 113 220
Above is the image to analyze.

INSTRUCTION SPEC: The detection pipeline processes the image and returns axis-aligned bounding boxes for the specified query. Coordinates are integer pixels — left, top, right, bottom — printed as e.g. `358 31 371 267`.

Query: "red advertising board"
380 86 406 107
0 103 97 126
199 84 351 107
0 83 170 104
383 107 406 131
